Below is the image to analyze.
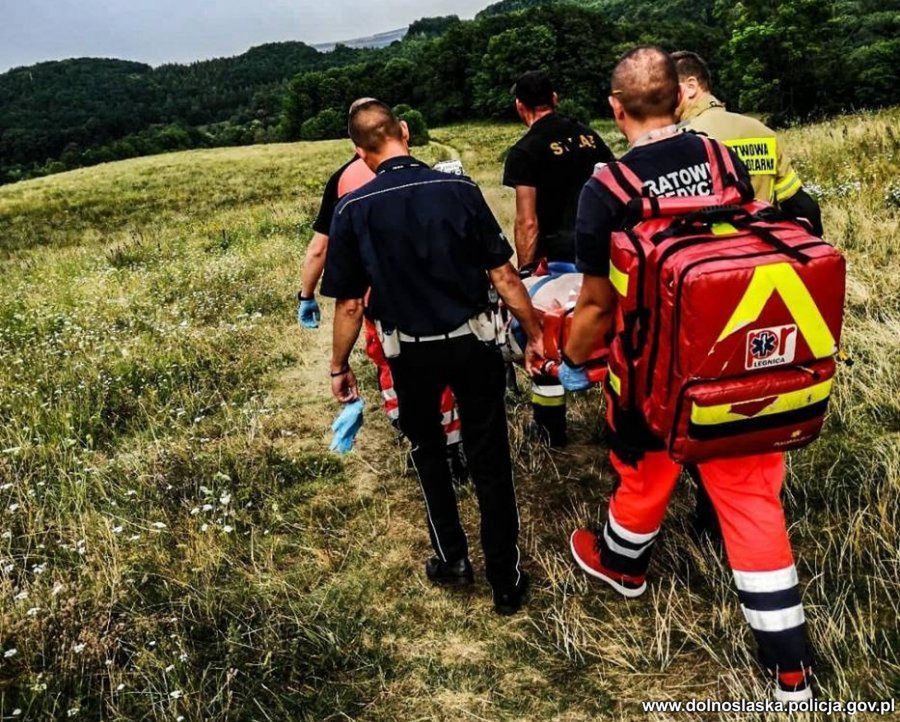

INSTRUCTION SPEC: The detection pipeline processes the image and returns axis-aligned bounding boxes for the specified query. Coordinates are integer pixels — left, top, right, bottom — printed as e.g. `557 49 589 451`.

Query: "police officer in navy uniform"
322 99 544 614
504 71 615 447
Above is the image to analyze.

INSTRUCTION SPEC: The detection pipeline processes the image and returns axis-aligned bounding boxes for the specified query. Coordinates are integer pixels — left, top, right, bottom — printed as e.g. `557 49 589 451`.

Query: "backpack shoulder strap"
593 161 645 204
697 135 740 196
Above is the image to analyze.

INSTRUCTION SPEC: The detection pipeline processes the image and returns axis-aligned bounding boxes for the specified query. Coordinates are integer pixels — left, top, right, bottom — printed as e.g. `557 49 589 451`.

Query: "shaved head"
611 46 679 121
347 98 403 153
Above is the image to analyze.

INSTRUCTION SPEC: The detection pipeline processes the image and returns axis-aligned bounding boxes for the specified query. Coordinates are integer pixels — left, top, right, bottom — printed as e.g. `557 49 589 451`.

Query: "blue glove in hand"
298 295 320 329
330 399 364 454
558 361 591 392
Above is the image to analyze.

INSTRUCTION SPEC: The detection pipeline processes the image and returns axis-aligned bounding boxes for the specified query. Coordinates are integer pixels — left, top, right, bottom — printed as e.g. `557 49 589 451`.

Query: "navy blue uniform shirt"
576 132 751 276
321 155 513 336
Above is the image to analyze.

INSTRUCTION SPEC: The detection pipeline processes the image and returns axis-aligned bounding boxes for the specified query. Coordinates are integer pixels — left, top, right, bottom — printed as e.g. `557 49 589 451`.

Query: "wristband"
330 365 350 378
298 292 315 302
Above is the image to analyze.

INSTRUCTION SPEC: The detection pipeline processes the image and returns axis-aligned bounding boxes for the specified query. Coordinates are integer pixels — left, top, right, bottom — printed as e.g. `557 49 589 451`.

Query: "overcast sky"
0 0 489 72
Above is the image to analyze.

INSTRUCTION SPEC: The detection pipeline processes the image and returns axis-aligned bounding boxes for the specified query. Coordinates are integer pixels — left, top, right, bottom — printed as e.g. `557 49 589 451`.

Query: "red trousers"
599 400 813 689
363 319 461 445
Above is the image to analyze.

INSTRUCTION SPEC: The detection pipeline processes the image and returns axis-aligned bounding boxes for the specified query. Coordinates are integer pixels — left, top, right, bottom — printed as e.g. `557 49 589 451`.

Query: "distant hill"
313 27 408 52
0 41 370 183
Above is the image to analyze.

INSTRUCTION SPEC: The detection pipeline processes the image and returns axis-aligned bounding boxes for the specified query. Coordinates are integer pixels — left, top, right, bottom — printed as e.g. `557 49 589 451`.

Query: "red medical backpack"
595 135 845 463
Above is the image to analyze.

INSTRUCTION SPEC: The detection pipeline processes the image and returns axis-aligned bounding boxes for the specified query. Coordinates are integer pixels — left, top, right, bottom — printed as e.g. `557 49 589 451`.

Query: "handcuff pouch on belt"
374 320 402 358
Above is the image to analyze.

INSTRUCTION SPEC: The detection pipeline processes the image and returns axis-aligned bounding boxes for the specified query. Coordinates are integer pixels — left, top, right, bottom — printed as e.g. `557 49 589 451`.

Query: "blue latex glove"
558 361 591 392
330 399 364 454
298 295 320 329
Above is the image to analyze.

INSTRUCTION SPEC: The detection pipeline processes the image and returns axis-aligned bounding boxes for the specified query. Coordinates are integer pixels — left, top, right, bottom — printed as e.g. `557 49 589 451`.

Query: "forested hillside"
0 42 375 184
1 0 897 184
285 0 898 136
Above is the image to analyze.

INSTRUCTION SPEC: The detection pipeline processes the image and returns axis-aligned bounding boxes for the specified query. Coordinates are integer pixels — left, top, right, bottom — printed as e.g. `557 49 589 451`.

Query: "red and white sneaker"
570 528 647 598
774 670 814 703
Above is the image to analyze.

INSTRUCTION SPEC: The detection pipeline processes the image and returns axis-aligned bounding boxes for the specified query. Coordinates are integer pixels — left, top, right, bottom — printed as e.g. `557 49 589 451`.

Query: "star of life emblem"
746 324 798 370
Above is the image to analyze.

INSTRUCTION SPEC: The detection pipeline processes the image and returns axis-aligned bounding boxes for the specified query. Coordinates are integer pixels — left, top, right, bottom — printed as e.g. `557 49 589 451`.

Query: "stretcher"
500 261 608 382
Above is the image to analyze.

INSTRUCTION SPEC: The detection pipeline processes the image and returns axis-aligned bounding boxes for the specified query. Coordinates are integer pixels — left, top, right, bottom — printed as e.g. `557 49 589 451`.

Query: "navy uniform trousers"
387 333 522 588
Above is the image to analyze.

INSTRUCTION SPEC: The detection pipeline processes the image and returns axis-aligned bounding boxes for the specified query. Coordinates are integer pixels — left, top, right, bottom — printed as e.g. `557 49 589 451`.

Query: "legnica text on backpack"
595 135 846 463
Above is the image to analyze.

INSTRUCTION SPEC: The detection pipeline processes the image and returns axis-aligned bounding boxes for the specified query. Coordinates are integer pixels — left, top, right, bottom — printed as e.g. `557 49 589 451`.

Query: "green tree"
473 25 557 117
717 0 835 121
556 98 592 125
300 109 346 141
394 106 430 145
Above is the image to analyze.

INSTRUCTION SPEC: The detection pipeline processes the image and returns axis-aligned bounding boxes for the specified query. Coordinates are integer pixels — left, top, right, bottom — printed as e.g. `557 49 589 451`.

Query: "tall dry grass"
0 110 895 720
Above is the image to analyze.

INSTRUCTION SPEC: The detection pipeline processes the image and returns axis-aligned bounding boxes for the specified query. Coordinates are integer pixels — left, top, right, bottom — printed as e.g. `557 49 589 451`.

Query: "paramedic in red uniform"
559 47 815 701
297 102 464 477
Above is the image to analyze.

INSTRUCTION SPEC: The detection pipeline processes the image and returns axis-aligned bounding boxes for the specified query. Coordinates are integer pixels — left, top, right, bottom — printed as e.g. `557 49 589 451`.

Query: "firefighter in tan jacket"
672 51 823 236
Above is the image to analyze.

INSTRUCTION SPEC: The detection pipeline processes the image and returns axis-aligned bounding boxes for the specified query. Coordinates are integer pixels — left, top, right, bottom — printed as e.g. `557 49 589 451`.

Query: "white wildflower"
222 525 233 534
73 643 86 653
165 664 175 672
219 493 231 505
170 689 183 699
116 683 125 691
112 526 123 534
4 648 18 658
152 522 167 530
26 607 40 617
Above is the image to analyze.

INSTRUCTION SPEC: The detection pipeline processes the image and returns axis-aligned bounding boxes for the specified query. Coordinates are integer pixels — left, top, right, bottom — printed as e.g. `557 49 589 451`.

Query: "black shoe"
531 406 568 448
492 571 530 615
425 557 474 587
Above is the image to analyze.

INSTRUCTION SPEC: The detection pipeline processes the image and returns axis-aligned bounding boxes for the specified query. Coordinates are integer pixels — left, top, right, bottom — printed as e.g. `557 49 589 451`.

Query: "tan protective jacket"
680 96 802 204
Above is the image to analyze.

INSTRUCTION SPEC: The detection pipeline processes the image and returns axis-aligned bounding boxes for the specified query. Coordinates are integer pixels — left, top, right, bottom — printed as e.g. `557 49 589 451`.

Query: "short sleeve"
590 130 616 164
773 140 802 202
469 185 514 270
575 179 620 277
502 146 538 188
312 168 342 235
320 202 368 300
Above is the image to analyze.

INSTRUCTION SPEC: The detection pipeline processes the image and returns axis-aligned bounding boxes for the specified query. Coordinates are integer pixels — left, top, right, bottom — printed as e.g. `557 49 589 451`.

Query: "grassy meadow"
0 110 897 720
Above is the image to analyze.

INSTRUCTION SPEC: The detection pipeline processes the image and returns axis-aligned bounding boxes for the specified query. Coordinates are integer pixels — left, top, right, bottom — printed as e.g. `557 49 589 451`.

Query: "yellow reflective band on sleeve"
723 137 777 176
690 379 833 426
608 369 621 395
716 262 836 358
609 261 629 297
712 222 739 236
774 170 802 202
531 393 566 407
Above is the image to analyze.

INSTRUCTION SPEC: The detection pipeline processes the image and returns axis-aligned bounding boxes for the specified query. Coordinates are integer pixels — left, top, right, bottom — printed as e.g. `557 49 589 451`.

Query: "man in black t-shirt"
503 71 614 447
503 71 614 268
298 155 374 328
